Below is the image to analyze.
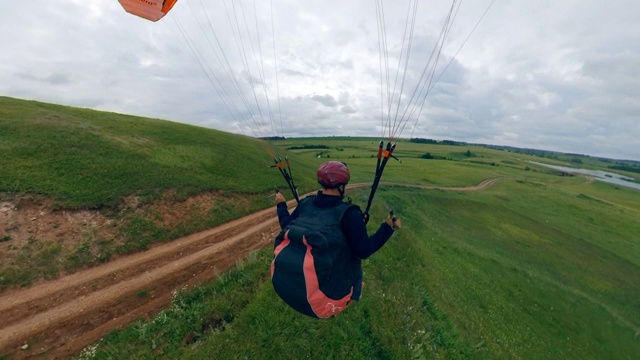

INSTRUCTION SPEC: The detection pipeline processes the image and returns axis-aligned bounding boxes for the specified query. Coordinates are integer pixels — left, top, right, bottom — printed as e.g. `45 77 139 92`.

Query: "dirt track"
0 179 499 359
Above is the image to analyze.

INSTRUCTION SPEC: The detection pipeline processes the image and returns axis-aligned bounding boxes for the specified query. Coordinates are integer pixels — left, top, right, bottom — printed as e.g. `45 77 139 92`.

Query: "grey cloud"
46 73 73 85
341 105 357 114
15 71 73 87
280 68 310 77
310 94 338 107
0 1 639 160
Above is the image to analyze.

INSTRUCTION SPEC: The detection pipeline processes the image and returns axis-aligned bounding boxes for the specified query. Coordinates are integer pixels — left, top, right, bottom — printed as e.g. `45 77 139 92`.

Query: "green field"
89 183 640 359
1 97 639 359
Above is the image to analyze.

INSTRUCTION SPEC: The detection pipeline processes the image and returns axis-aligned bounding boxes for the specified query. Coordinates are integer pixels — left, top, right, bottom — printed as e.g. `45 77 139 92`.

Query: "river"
530 162 640 191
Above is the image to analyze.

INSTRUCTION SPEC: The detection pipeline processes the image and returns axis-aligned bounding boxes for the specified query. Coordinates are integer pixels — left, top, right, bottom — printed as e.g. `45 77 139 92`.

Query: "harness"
271 196 361 318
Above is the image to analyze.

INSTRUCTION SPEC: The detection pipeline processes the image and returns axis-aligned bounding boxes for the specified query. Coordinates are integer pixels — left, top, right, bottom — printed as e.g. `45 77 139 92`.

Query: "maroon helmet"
317 161 350 188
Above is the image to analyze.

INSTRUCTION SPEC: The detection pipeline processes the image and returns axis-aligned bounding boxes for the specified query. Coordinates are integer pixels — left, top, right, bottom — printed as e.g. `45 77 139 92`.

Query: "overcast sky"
1 1 639 161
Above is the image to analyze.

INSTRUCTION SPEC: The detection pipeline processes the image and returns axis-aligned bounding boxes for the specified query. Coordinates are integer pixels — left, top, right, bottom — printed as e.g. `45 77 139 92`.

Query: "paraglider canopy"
119 0 178 22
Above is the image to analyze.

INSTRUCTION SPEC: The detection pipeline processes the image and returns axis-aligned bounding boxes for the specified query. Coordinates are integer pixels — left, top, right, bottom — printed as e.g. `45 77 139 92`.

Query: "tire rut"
0 204 284 359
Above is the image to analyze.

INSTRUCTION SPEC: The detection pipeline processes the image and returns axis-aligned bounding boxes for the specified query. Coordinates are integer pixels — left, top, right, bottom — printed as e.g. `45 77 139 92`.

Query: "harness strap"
362 140 395 224
274 156 300 203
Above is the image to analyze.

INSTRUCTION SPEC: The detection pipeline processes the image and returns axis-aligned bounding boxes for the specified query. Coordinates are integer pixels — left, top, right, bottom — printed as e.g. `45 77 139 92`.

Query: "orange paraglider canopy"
119 0 178 22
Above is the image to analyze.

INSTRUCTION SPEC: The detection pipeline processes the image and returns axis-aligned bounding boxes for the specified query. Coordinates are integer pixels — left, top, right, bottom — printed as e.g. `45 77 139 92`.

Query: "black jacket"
277 191 395 259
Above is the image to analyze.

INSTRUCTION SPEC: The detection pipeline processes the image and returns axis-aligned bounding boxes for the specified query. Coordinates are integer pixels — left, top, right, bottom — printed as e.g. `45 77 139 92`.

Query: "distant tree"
609 165 640 174
288 144 329 150
410 138 437 144
465 150 472 157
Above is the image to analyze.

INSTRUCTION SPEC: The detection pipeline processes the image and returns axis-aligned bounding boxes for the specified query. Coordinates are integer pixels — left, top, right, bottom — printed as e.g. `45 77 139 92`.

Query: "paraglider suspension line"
273 156 299 203
363 140 396 224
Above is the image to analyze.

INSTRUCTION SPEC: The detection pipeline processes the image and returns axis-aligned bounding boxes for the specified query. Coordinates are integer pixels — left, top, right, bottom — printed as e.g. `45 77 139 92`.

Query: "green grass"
79 181 640 359
0 96 316 289
0 96 317 209
2 96 639 359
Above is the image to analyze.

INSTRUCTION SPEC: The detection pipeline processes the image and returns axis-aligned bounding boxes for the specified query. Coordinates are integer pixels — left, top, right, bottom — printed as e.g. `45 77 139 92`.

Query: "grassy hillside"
0 96 317 289
2 97 639 358
0 96 317 209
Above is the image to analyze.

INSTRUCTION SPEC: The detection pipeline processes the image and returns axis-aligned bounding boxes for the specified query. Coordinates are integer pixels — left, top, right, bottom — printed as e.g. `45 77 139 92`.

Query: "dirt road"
0 179 499 359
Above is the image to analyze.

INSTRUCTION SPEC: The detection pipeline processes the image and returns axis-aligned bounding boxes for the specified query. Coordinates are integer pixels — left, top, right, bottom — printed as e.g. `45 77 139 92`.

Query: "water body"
530 162 640 191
